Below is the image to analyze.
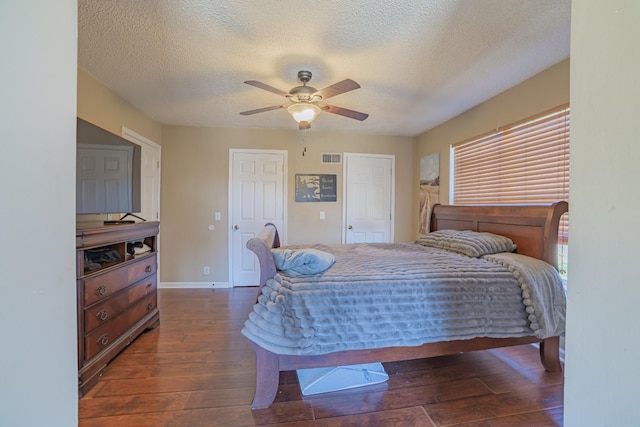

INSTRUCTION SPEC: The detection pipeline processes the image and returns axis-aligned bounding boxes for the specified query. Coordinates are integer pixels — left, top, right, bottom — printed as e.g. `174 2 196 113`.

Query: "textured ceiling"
78 0 570 136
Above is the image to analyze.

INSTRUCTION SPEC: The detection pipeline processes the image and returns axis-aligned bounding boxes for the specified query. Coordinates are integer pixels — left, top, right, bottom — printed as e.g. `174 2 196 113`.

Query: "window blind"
452 104 569 244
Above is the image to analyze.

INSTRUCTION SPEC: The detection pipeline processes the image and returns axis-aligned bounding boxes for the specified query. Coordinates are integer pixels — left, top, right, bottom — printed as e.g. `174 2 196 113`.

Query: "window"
451 104 569 277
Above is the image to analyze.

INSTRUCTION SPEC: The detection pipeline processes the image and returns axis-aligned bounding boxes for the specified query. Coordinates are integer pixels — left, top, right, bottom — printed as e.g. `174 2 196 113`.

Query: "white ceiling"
78 0 571 137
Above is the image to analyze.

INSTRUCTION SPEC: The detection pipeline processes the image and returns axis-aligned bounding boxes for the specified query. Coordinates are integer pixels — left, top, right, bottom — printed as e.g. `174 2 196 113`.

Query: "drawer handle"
97 334 109 346
147 302 153 311
96 285 107 296
146 282 153 289
96 309 108 321
145 266 152 273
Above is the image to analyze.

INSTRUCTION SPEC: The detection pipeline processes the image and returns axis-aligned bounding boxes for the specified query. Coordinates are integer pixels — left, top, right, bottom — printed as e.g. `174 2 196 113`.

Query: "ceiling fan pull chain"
303 133 306 156
300 131 307 156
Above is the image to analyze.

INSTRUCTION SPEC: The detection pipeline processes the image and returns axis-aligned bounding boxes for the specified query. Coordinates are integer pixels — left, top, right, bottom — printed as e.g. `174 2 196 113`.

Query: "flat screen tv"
76 118 141 217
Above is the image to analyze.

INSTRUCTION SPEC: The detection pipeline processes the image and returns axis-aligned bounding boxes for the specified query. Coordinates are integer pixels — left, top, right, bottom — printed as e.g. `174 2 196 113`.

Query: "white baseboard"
159 281 231 289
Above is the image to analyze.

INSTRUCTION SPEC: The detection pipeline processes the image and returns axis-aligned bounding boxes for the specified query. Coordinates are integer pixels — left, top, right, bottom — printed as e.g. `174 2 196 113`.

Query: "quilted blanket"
241 242 566 356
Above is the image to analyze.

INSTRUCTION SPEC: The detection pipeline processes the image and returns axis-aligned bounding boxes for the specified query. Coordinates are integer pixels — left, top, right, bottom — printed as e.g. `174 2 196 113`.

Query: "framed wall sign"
295 174 337 202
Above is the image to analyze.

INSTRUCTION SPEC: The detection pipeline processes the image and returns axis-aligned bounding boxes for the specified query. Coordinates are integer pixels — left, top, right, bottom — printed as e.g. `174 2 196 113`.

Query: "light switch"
215 212 221 221
320 211 325 220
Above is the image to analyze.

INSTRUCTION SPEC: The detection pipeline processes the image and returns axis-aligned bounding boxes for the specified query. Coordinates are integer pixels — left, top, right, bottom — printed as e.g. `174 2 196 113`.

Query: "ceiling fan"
240 70 369 130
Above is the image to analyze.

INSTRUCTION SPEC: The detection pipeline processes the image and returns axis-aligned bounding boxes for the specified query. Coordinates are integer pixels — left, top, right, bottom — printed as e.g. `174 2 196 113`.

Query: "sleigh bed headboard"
430 201 568 268
246 202 568 287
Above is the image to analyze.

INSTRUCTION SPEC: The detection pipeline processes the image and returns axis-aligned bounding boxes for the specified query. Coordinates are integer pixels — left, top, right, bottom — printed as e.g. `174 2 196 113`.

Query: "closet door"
343 153 394 243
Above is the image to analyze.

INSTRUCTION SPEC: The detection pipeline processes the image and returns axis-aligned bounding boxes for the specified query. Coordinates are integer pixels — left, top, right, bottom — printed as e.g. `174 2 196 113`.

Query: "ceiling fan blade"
315 79 361 100
322 104 369 121
239 105 286 115
244 80 289 97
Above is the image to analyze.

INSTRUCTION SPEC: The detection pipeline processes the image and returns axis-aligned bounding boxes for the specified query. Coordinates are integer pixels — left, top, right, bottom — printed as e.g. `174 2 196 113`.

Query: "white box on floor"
296 362 389 395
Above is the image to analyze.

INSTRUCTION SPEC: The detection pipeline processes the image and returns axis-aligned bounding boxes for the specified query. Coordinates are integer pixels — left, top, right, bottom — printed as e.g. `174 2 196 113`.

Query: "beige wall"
77 69 162 142
160 126 415 283
415 58 570 205
77 60 569 287
77 69 414 285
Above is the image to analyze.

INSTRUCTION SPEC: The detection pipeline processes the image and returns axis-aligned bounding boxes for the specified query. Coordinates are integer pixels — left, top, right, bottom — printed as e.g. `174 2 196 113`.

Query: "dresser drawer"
84 274 157 333
84 293 158 361
83 256 157 305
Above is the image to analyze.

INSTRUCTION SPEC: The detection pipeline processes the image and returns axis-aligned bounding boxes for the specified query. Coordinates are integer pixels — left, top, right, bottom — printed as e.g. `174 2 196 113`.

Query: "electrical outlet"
203 266 210 276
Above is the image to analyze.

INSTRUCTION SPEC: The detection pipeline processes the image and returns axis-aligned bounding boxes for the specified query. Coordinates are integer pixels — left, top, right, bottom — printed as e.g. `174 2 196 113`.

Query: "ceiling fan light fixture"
241 71 368 127
287 103 321 124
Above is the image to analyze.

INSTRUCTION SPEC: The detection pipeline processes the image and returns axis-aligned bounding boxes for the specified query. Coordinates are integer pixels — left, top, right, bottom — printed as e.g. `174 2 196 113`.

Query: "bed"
242 202 568 409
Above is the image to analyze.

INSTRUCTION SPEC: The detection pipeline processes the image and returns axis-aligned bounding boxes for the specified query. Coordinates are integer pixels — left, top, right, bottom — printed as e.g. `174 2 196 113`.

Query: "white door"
343 153 394 243
229 150 287 286
122 127 161 222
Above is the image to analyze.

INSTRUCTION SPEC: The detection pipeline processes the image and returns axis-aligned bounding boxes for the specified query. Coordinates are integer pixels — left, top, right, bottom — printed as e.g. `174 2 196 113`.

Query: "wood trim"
76 221 160 249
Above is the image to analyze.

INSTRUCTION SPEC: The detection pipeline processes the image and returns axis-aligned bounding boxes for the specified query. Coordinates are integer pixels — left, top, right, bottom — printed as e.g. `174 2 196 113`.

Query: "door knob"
348 225 353 230
233 225 239 230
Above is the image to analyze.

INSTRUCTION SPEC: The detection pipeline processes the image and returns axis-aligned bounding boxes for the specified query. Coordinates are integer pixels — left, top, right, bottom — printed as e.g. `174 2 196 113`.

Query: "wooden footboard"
249 336 562 409
245 203 567 409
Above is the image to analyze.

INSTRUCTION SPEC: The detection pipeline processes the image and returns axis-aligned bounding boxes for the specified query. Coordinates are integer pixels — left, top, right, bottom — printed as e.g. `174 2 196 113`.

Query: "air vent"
321 153 342 164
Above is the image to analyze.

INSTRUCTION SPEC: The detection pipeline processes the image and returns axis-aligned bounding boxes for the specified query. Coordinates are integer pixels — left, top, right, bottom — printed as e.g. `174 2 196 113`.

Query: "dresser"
76 221 160 396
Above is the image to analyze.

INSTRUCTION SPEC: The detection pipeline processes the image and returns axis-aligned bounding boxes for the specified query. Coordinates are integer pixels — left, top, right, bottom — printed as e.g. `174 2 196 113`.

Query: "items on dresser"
126 240 151 256
76 221 160 396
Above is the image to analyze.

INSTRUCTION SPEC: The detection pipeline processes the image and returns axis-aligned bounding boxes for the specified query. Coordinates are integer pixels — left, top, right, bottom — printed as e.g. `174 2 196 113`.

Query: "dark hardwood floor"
79 288 564 426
